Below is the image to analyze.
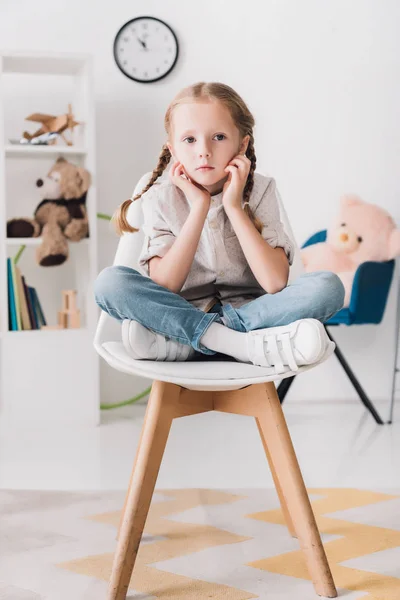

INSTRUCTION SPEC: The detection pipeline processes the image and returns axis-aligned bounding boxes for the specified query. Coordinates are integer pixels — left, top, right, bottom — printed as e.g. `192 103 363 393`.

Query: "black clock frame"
113 16 179 83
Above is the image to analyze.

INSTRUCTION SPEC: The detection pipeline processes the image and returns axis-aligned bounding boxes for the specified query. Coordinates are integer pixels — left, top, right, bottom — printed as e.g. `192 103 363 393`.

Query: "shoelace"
252 331 299 373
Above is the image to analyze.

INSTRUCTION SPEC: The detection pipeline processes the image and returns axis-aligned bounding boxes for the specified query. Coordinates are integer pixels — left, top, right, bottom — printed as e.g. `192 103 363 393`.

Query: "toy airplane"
22 104 79 146
9 132 60 145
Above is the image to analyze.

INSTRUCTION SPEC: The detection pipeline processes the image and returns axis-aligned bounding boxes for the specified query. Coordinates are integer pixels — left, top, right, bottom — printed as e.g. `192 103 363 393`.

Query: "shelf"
5 144 88 158
3 327 87 335
1 51 90 75
0 328 89 340
6 237 89 246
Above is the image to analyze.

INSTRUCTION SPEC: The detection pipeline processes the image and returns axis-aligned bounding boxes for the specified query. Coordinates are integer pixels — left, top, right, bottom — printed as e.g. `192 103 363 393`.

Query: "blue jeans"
94 266 345 357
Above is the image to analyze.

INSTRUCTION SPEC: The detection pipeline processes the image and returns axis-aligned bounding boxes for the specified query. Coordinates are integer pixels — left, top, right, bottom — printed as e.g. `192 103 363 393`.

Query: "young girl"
94 82 345 374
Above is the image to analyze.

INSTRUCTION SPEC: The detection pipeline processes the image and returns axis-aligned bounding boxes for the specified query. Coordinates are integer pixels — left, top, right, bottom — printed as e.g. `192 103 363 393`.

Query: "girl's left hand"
222 154 251 211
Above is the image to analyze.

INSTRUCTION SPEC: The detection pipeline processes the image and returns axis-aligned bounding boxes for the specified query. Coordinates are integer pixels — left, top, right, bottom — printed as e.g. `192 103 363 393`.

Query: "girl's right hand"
169 161 211 209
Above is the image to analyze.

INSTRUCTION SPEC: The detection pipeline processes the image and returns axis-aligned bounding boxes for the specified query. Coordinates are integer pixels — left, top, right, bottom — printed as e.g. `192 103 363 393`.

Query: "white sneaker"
246 318 334 373
121 319 196 361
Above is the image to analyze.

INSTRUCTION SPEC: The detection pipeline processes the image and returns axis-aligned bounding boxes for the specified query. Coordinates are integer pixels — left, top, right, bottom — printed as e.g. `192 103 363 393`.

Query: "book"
27 286 39 329
7 258 18 331
32 288 47 327
22 275 35 329
9 258 22 330
6 261 48 331
15 266 32 330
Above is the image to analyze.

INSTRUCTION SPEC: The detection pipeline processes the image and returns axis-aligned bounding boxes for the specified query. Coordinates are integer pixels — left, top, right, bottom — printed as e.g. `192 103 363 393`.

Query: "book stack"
7 257 47 331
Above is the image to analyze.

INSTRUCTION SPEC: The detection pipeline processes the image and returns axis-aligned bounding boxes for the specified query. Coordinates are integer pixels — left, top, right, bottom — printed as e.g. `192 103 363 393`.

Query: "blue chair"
278 229 396 425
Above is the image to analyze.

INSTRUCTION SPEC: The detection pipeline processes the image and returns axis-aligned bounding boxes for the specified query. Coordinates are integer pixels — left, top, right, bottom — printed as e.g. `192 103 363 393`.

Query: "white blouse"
137 172 295 313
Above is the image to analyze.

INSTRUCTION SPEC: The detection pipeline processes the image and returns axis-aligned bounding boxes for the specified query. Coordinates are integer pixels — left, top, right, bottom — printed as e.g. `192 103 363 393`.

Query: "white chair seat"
97 340 329 391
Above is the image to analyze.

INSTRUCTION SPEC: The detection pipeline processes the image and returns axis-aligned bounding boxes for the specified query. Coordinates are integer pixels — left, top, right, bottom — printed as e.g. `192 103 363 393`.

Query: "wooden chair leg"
117 391 151 541
108 383 214 600
255 419 297 538
116 385 214 542
214 383 337 598
107 380 180 600
256 383 337 598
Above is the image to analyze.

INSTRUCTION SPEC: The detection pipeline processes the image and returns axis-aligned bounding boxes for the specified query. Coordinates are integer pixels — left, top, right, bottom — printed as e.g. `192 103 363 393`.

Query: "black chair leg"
277 375 295 404
277 327 385 424
324 327 385 425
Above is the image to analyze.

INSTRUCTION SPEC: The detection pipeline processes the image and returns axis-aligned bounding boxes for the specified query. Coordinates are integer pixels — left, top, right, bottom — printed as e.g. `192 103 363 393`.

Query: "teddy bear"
7 157 91 266
301 194 400 307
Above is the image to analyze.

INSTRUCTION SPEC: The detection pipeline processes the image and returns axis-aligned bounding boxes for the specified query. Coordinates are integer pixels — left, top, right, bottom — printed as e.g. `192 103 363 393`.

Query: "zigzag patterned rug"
1 487 400 599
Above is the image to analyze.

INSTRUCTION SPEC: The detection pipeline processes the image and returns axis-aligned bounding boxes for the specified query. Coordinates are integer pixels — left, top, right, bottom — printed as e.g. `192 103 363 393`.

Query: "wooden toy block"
57 289 81 329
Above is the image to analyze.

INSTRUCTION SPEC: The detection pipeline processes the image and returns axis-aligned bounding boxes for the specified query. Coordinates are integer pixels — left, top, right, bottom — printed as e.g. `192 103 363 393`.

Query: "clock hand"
137 37 148 50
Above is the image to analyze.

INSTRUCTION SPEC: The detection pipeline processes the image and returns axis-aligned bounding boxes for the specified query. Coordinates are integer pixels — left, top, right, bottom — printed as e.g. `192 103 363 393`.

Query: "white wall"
1 0 399 414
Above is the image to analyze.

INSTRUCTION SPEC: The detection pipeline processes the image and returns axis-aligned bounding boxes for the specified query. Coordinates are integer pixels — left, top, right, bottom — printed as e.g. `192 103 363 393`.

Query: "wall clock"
113 16 179 83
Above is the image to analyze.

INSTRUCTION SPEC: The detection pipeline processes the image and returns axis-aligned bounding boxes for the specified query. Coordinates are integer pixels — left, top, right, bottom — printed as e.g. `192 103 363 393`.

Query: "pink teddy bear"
301 195 400 307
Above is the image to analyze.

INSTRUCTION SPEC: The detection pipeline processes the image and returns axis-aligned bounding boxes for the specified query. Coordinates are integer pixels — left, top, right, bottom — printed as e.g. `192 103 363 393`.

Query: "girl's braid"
132 144 172 201
243 135 263 233
113 145 172 234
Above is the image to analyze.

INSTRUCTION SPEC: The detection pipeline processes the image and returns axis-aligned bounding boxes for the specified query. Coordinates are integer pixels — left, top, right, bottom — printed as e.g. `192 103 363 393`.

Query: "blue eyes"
183 134 226 143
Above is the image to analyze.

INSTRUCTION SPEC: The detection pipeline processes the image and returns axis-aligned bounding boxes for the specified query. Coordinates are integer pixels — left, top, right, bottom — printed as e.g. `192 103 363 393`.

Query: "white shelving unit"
0 51 99 426
389 260 400 423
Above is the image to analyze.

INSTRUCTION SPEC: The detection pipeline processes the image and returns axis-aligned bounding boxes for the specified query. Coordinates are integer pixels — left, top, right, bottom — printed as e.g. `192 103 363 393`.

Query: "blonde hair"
112 81 262 235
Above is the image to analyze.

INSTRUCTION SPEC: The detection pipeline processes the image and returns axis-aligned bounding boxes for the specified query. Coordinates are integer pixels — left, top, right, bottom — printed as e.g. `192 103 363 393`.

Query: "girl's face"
167 99 249 195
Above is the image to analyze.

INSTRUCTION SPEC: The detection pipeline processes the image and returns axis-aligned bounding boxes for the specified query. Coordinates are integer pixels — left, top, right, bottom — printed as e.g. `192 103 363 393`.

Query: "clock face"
113 16 179 83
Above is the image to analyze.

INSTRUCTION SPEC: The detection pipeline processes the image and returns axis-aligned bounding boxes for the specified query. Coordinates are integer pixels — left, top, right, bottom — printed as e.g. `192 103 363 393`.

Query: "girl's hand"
169 161 211 209
222 154 251 212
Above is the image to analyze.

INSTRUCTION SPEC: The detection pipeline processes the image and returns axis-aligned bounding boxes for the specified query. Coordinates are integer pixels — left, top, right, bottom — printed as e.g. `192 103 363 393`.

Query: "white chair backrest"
274 187 305 283
94 172 304 347
94 173 150 348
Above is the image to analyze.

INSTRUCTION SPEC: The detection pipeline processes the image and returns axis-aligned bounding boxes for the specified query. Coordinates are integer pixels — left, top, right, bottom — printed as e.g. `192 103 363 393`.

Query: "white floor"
0 396 399 492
